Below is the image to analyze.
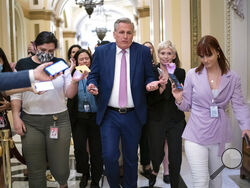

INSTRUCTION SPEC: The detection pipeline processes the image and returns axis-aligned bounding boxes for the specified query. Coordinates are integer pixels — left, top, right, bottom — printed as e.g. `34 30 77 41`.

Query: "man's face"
113 23 133 49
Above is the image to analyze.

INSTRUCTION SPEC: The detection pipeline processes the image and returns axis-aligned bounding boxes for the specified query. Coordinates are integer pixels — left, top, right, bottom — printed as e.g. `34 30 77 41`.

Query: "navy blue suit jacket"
87 42 155 125
0 71 31 91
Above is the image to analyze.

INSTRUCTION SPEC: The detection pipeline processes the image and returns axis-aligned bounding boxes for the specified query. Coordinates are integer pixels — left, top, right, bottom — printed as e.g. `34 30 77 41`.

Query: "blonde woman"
147 41 186 188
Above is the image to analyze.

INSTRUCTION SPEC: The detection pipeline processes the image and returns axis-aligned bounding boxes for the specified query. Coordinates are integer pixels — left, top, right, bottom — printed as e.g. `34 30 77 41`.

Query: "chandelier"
75 0 104 18
228 0 244 19
94 27 108 41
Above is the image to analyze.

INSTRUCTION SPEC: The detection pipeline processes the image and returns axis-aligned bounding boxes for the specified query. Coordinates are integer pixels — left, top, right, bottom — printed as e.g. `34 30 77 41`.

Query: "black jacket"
147 65 186 123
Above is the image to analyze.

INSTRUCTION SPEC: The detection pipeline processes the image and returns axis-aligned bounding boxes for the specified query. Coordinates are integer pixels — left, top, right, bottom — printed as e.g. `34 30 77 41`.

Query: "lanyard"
81 79 88 102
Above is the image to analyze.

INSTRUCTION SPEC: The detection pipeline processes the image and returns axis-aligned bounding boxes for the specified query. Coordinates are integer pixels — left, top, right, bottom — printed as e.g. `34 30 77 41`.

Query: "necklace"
208 72 220 84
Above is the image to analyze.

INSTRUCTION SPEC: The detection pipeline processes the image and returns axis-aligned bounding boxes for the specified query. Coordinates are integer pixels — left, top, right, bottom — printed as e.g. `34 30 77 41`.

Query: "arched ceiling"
17 0 149 51
54 0 141 18
54 0 145 50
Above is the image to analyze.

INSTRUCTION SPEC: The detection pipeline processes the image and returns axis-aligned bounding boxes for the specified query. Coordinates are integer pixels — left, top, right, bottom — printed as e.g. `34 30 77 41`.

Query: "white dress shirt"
108 46 134 108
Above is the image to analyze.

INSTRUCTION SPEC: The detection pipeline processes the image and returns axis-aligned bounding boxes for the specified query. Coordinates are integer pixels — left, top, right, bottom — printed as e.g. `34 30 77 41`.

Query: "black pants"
148 119 185 188
71 112 103 184
139 124 150 166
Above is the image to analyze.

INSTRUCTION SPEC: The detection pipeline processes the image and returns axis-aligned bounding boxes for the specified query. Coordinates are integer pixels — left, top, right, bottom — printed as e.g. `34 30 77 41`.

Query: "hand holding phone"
44 60 69 76
169 73 183 90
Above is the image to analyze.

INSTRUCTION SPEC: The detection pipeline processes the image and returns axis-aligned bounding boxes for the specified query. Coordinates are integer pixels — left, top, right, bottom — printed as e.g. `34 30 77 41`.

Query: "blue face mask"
0 64 3 72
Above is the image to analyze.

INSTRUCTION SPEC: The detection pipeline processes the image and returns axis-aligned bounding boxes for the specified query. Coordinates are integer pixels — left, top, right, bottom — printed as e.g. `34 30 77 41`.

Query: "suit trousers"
148 119 185 188
100 109 142 188
71 112 103 184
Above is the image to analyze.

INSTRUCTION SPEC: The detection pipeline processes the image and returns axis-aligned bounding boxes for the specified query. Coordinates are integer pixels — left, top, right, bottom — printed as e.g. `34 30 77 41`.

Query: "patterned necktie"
119 50 128 108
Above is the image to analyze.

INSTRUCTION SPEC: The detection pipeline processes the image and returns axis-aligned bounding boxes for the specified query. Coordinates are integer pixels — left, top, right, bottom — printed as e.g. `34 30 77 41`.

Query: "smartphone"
244 134 250 146
169 73 183 90
157 67 163 76
34 81 54 92
44 60 69 76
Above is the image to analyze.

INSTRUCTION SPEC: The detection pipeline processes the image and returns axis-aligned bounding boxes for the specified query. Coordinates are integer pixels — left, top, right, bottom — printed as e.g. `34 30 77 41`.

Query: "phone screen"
44 60 69 76
169 73 183 90
34 81 54 92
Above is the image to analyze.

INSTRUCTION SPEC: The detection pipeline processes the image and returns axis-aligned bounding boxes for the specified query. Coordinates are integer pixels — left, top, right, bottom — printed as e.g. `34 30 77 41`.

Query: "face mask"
0 64 3 72
36 51 54 63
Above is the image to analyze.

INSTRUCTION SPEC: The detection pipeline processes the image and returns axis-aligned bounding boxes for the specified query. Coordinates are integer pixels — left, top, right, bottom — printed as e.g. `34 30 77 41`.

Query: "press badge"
50 126 58 139
210 106 219 118
0 116 5 128
83 101 91 112
50 115 58 139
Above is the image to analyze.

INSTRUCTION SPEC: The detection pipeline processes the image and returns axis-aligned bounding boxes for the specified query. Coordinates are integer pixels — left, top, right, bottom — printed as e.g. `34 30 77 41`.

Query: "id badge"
0 116 5 128
83 101 91 112
49 126 58 139
210 106 219 118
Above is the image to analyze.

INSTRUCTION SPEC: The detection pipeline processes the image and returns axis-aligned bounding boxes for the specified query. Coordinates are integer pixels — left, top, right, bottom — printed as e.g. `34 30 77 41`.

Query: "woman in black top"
147 41 186 188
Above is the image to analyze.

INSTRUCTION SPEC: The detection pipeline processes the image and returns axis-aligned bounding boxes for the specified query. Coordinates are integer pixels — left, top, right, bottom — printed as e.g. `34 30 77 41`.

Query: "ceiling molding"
56 18 64 27
137 6 149 18
63 31 76 38
25 10 56 20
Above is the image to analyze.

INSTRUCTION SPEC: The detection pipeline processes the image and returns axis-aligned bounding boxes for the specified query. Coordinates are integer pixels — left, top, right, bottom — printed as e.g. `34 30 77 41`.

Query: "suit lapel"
129 43 136 84
107 43 117 89
218 72 231 94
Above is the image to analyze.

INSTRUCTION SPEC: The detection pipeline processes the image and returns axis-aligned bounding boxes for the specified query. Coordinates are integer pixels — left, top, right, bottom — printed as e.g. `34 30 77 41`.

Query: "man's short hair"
114 17 134 32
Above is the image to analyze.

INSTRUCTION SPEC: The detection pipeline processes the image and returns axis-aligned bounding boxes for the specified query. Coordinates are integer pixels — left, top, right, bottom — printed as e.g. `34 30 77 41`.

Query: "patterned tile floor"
7 135 250 187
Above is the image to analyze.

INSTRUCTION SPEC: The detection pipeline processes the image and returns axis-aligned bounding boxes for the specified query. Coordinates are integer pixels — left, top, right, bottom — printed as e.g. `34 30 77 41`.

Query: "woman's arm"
231 74 250 133
172 69 193 111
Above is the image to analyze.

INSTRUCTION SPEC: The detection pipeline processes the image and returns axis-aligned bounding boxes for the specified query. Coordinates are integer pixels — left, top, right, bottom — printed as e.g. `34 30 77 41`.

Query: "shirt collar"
116 45 129 55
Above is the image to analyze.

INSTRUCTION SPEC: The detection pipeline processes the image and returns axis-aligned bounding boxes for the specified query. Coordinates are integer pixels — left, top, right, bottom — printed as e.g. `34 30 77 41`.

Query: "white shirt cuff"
29 70 35 83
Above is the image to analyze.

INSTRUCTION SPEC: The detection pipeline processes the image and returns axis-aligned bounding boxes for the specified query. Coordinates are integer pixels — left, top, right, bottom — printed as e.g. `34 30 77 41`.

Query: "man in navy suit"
87 18 163 188
0 62 54 91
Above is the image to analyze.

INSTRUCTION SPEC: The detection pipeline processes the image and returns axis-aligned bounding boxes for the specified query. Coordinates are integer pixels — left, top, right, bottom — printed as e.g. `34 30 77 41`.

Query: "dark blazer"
147 65 186 122
87 42 155 125
0 71 31 91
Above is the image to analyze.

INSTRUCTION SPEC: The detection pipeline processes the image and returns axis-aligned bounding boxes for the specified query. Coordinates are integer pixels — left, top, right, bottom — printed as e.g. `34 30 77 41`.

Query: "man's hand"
87 83 98 95
33 62 61 81
146 81 160 91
